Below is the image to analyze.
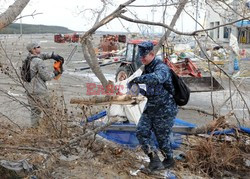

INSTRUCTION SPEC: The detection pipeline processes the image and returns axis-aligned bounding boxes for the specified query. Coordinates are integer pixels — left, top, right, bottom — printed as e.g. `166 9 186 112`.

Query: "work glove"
127 83 140 96
127 77 140 89
53 70 62 77
51 52 64 64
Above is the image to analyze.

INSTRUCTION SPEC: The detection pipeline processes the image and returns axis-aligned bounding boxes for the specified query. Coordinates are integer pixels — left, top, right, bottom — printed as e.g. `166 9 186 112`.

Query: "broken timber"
70 95 145 105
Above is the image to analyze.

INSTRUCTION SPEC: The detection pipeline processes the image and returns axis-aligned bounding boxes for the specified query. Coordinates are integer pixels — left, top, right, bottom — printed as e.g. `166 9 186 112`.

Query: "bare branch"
154 0 189 52
119 14 250 36
127 1 187 7
93 0 108 26
0 145 51 155
194 36 250 117
0 0 30 29
180 106 219 118
80 0 136 42
0 111 22 130
15 10 43 21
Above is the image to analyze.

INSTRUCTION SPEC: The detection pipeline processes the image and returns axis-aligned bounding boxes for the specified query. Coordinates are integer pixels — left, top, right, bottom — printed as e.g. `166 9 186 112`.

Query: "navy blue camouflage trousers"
136 114 175 158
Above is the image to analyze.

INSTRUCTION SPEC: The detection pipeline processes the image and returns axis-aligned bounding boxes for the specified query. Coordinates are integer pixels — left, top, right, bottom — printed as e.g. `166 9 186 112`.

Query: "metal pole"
151 7 156 34
20 14 23 37
195 0 198 31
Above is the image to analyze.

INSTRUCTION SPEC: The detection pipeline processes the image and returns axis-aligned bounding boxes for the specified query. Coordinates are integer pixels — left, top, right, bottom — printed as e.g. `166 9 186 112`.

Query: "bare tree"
0 0 30 30
78 0 250 121
80 0 189 89
80 0 136 90
0 1 249 178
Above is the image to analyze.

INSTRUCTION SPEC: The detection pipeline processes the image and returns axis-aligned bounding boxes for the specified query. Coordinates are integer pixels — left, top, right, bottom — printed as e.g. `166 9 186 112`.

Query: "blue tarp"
85 110 250 149
98 118 196 149
235 20 250 27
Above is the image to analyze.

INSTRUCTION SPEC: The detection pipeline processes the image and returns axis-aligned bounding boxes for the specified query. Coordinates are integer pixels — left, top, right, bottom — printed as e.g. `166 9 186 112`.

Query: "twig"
15 10 43 21
0 111 22 131
80 0 136 41
0 146 51 155
218 79 245 111
56 117 121 152
180 106 218 118
119 14 250 36
194 36 250 118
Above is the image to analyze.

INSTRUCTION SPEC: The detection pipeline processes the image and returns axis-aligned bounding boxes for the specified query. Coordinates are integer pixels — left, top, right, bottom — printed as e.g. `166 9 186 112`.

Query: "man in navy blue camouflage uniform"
129 41 178 172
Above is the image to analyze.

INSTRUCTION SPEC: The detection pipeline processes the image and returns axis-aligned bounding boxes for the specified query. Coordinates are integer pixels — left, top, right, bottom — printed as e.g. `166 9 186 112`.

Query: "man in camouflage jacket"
23 42 63 127
129 41 178 172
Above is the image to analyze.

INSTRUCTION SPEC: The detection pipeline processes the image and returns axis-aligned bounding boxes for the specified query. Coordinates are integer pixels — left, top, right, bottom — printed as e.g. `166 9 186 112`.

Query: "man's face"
140 51 155 65
31 46 41 55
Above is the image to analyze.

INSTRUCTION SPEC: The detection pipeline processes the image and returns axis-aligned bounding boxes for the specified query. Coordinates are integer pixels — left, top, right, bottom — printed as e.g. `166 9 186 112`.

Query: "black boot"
162 157 175 169
147 152 164 171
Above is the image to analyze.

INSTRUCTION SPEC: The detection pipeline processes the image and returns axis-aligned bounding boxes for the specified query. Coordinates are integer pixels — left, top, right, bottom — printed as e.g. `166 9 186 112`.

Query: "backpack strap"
21 56 38 82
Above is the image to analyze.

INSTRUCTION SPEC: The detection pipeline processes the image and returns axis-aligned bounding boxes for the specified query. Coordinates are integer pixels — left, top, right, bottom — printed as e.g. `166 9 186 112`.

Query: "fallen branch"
190 112 234 134
0 146 51 155
0 112 22 131
56 116 122 152
70 95 145 105
180 106 219 118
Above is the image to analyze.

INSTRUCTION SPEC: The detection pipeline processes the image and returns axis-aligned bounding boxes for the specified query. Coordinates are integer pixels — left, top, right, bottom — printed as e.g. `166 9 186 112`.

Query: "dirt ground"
0 34 250 178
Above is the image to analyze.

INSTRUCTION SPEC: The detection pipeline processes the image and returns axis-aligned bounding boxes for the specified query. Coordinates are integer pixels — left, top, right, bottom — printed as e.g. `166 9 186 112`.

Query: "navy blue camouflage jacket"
134 57 178 118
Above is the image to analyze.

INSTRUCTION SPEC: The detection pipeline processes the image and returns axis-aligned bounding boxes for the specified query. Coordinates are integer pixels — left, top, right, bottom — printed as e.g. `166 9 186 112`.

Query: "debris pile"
0 108 149 178
179 117 250 178
0 105 249 178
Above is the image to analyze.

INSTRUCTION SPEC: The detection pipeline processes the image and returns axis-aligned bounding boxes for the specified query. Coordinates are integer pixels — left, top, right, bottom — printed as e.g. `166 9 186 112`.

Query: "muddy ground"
0 34 250 178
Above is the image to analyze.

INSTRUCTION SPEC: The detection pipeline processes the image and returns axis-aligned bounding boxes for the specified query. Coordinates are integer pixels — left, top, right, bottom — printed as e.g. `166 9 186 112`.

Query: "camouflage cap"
138 41 154 57
26 42 40 52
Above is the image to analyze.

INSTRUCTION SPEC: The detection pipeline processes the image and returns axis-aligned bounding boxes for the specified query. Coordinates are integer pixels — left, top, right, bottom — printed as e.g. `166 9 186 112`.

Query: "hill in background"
0 23 75 34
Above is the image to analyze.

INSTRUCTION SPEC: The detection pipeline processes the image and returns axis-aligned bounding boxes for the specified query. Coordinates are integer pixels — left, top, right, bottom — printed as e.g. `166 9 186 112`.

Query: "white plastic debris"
245 159 250 167
229 34 239 56
103 67 147 124
129 165 145 176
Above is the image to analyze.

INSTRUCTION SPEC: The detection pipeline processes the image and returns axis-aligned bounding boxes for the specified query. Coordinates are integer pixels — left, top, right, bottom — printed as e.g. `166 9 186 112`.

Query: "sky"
0 0 205 33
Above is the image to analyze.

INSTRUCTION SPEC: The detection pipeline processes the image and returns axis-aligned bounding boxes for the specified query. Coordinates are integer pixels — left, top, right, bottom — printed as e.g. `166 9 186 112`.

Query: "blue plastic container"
234 58 239 71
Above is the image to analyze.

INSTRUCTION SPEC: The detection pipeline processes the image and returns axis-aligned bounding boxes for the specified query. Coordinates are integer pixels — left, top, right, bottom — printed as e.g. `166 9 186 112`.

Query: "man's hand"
51 52 64 63
53 70 61 77
128 77 140 89
127 83 140 96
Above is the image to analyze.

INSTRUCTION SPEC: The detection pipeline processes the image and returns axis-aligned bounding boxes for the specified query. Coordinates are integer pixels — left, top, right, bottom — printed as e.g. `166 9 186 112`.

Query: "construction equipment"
98 34 126 52
54 33 80 43
115 40 224 92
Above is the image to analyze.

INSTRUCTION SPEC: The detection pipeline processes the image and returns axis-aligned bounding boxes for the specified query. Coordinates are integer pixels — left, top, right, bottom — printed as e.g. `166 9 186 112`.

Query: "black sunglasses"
34 46 41 49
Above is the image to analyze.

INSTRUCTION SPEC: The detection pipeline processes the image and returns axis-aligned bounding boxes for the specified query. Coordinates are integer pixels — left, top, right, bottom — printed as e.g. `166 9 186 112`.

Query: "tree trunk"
80 0 136 89
0 0 30 29
81 38 109 88
154 0 188 53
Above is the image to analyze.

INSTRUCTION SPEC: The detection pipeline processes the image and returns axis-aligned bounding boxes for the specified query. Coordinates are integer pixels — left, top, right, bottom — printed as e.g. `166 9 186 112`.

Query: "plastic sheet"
98 118 196 149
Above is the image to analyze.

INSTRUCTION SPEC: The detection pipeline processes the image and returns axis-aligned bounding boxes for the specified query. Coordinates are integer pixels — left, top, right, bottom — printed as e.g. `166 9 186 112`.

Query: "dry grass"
0 104 151 179
179 117 250 178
